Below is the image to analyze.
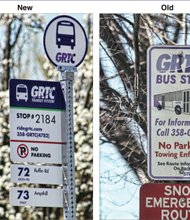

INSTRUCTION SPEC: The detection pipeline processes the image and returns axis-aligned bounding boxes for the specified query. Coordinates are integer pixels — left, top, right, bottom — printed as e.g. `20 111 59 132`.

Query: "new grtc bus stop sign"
43 15 88 67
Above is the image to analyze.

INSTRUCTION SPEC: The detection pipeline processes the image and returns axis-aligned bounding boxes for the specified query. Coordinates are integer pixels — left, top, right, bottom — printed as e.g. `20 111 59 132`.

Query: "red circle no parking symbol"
17 144 29 158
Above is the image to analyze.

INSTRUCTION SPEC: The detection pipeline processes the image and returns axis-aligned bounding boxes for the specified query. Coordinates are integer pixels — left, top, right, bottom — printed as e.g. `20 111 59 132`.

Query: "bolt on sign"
140 183 190 220
11 164 63 185
148 46 190 180
10 187 63 207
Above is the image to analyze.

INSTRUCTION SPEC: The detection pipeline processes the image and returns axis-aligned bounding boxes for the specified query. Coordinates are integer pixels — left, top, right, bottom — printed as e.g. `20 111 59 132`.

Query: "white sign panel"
10 79 67 164
10 187 63 207
10 109 66 142
148 46 190 180
43 15 88 67
11 164 63 185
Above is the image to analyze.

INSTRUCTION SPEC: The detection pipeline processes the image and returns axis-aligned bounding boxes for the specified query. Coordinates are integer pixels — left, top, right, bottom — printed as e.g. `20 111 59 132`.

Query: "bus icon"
56 20 75 49
154 89 190 115
16 84 28 102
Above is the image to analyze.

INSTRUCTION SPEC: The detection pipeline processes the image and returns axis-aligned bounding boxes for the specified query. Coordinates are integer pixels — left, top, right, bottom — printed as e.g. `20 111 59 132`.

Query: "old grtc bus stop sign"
148 46 190 180
43 15 88 67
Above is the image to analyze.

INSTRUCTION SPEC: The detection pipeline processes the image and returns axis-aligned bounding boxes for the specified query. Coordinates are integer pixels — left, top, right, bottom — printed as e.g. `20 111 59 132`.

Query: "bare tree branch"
100 13 190 184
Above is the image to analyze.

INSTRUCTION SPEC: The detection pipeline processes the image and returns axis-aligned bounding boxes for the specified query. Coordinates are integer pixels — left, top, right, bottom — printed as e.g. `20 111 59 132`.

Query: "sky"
100 143 141 219
100 35 142 219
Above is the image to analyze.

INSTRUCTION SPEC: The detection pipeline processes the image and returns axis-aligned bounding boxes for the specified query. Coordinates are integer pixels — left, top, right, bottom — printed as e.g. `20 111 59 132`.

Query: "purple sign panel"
10 79 65 110
148 46 190 180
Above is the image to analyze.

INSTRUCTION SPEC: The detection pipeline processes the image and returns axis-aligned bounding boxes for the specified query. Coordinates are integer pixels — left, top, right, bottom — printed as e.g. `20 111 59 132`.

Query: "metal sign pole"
59 66 76 220
44 14 88 219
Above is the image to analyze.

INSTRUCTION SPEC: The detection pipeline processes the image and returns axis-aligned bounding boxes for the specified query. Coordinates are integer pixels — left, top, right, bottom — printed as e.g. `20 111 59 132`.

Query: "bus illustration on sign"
154 89 190 115
56 20 75 50
16 84 28 102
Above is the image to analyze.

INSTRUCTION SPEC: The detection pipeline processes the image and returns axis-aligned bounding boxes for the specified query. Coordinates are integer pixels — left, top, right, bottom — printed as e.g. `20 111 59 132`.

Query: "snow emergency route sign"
140 183 190 220
148 46 190 180
10 79 66 164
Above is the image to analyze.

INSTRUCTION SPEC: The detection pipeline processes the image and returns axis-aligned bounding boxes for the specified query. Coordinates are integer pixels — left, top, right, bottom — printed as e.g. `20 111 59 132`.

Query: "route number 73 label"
17 190 29 200
10 187 63 207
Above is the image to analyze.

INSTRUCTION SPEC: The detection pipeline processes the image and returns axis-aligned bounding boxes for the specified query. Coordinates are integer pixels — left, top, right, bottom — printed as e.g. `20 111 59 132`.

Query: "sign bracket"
59 65 76 220
62 166 68 186
57 65 77 73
